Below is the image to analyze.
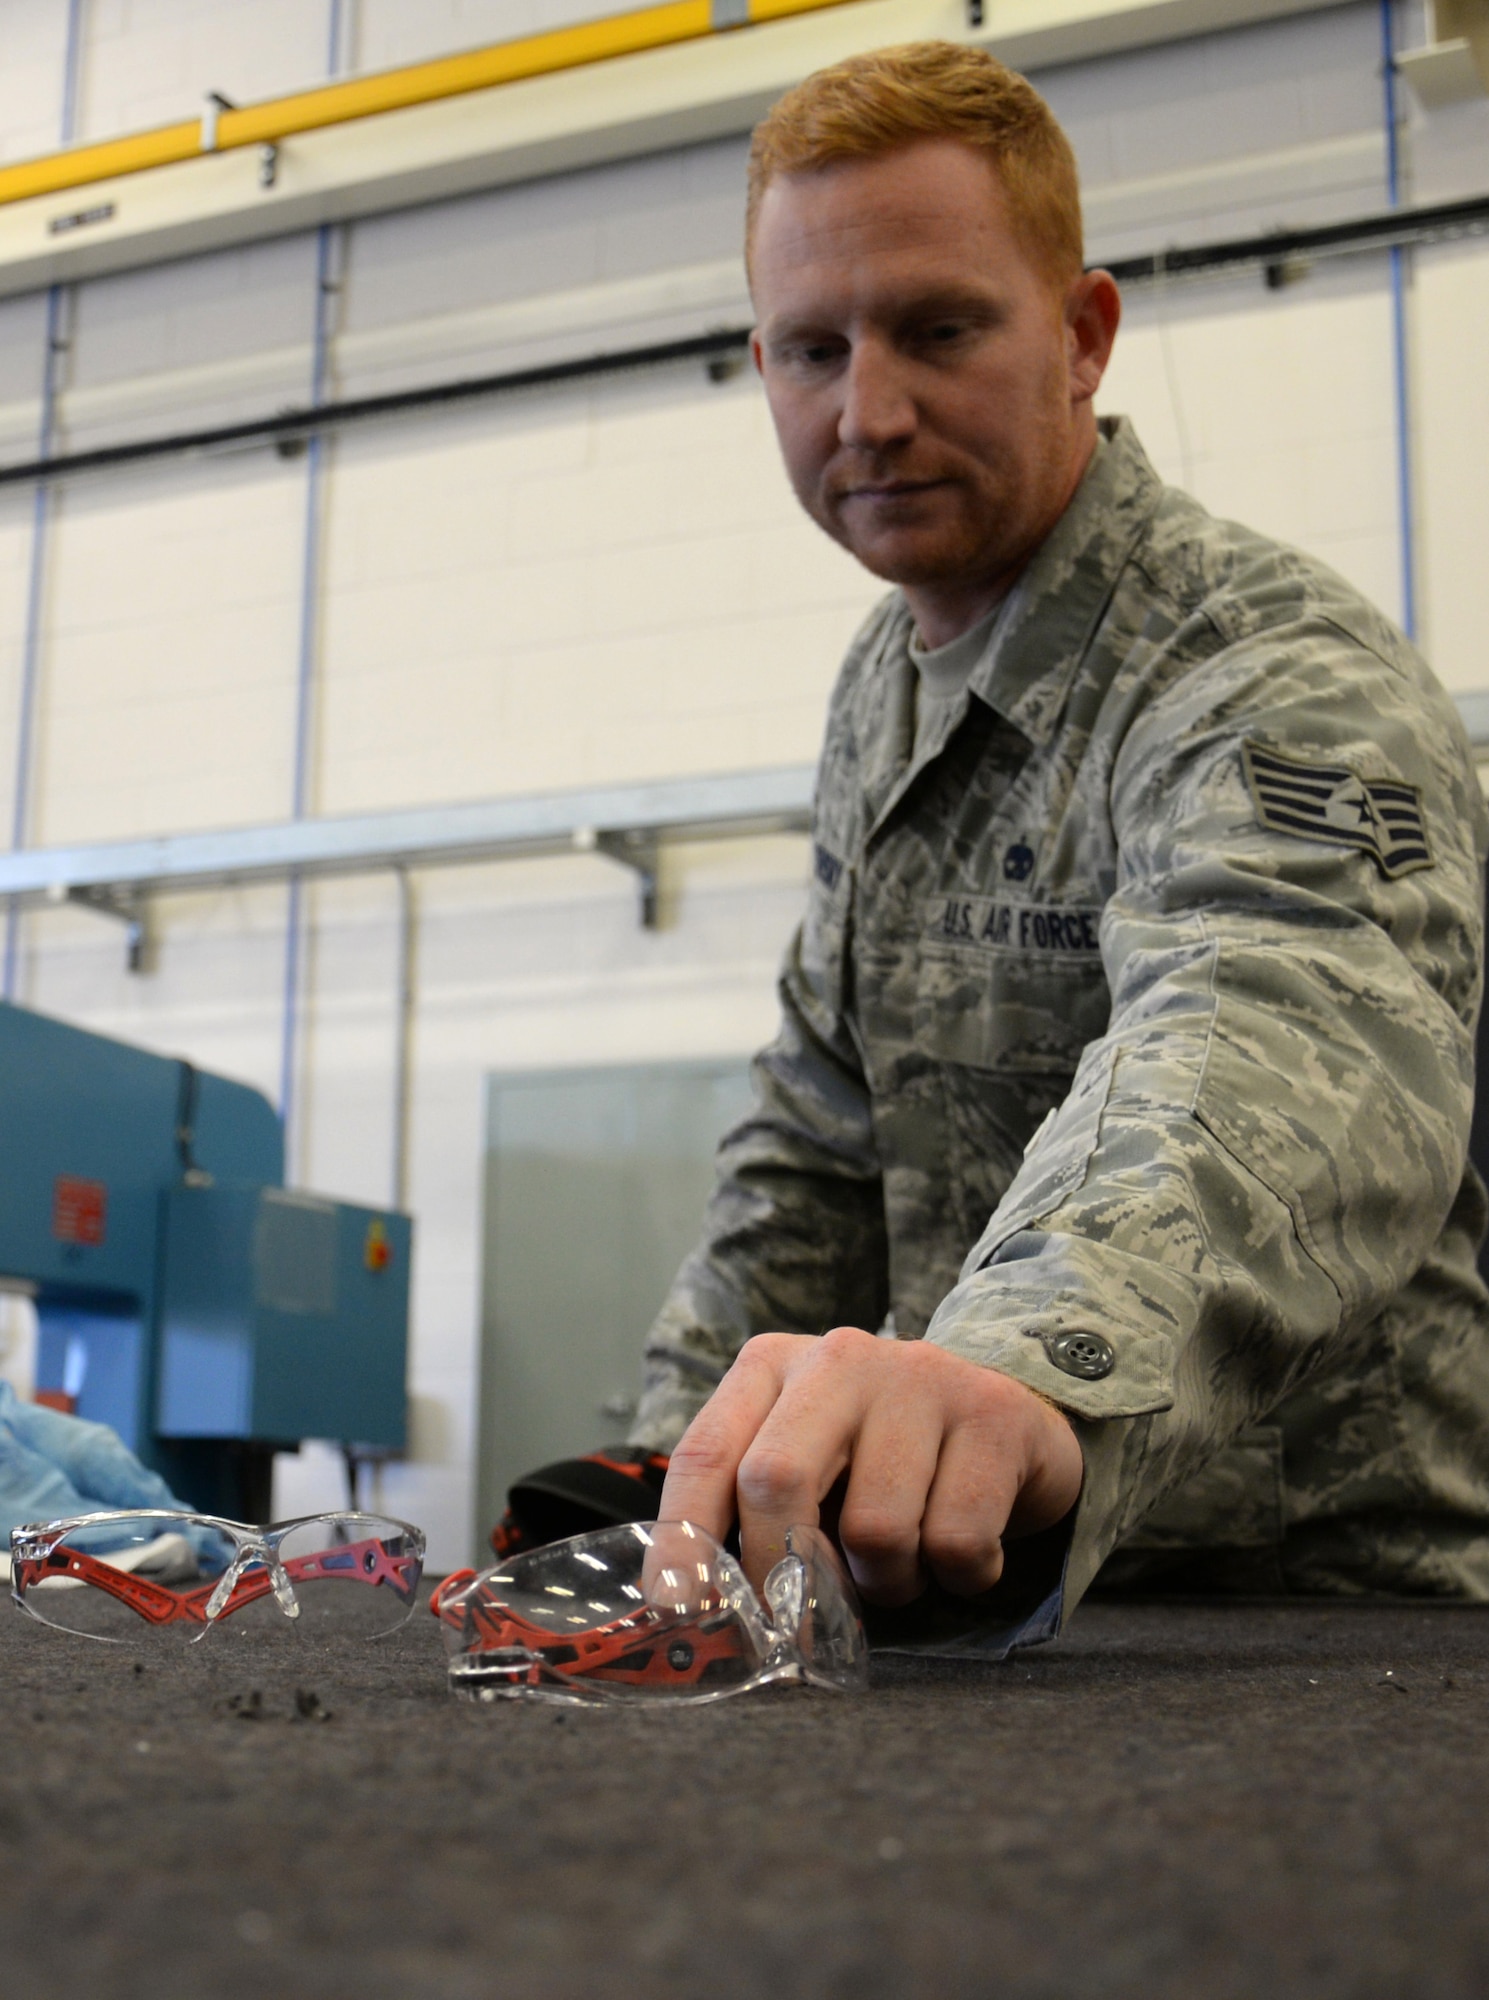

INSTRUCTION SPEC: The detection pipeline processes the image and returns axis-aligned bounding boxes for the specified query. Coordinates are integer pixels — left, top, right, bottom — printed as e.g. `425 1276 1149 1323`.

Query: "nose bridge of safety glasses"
203 1531 271 1623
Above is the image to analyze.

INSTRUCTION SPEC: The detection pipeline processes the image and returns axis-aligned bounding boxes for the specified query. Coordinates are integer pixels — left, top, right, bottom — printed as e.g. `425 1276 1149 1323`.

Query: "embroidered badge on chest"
1002 838 1035 882
1241 741 1432 880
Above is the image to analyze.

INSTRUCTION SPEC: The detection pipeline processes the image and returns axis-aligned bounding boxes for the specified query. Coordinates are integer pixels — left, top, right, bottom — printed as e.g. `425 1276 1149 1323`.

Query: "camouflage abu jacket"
634 417 1489 1635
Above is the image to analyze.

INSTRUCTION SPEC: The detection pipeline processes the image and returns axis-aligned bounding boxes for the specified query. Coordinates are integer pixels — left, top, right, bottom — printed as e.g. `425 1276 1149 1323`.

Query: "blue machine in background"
0 1001 410 1520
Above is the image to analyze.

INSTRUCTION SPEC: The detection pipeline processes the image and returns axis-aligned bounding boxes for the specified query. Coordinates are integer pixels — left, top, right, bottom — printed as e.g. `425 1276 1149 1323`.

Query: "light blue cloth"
0 1380 189 1540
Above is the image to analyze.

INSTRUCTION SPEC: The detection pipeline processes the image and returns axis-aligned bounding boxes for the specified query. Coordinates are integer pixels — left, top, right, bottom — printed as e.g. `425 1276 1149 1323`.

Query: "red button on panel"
53 1175 107 1246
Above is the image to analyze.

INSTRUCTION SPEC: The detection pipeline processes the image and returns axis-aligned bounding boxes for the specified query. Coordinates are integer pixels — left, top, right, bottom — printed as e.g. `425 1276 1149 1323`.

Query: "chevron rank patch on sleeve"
1241 740 1433 879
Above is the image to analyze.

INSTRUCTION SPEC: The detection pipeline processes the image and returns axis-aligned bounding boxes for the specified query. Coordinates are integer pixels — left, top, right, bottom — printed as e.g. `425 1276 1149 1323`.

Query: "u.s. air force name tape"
927 896 1103 953
1242 741 1432 880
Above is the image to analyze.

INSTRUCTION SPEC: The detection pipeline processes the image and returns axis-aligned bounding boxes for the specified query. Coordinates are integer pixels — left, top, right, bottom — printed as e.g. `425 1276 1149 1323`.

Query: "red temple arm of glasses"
14 1549 219 1625
431 1575 749 1686
16 1535 420 1627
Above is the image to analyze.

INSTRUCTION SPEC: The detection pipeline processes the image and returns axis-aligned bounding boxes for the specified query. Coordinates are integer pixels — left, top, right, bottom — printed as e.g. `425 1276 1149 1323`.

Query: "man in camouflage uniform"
633 43 1489 1652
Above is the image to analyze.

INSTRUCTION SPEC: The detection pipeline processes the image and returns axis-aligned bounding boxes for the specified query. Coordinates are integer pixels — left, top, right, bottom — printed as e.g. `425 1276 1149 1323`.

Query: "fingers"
660 1330 1086 1610
917 1384 1083 1598
1005 1392 1086 1536
656 1333 799 1545
661 1327 885 1594
732 1327 876 1587
834 1391 942 1606
915 1418 1018 1597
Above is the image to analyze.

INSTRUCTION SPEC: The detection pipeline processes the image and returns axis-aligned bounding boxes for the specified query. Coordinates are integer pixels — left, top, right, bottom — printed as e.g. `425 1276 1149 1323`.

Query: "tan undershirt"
907 602 1003 765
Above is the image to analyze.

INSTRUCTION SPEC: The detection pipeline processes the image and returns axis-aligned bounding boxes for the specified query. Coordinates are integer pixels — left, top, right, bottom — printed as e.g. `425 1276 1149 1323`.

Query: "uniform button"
1050 1330 1114 1380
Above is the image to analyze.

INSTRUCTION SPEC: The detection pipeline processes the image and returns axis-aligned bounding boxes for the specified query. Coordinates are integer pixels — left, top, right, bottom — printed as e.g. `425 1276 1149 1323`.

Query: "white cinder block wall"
0 0 1484 1565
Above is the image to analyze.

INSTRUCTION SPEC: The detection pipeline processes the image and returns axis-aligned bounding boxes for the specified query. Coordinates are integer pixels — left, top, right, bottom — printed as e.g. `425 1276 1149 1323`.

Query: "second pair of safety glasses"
10 1509 425 1644
431 1519 868 1705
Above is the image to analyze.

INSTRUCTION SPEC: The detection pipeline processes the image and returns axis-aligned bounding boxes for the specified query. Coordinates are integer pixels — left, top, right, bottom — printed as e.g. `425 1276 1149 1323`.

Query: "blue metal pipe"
1381 0 1417 641
58 0 84 146
278 0 349 1148
4 0 85 1001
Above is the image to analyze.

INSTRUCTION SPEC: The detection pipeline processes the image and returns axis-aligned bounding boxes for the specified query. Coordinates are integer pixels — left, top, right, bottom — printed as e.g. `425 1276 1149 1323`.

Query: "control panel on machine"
0 1000 410 1520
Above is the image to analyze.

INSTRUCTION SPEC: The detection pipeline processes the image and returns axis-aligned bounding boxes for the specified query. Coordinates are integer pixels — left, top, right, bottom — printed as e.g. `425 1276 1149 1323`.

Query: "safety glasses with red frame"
432 1518 868 1704
10 1508 425 1644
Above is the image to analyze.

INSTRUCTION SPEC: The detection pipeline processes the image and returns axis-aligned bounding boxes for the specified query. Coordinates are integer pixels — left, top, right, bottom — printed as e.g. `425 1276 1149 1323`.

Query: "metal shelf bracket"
595 830 660 928
65 884 149 972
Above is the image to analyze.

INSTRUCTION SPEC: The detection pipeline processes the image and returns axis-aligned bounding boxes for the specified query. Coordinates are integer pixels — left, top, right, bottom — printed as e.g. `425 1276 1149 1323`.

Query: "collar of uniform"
855 601 919 835
858 591 1014 844
967 416 1164 751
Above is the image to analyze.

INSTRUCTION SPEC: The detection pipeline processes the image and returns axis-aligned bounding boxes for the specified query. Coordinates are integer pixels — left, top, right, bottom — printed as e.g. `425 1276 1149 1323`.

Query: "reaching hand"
656 1327 1084 1605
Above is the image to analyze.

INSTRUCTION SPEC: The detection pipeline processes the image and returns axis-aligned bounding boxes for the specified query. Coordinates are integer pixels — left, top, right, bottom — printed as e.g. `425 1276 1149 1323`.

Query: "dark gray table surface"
4 1588 1488 1999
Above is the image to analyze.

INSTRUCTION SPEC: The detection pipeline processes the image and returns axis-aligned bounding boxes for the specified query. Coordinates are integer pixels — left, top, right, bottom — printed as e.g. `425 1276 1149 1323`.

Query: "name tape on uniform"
928 896 1103 954
1242 741 1432 880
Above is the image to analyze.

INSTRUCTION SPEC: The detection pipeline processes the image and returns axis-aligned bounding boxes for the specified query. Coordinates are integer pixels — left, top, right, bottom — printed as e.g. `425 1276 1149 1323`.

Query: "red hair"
746 41 1083 289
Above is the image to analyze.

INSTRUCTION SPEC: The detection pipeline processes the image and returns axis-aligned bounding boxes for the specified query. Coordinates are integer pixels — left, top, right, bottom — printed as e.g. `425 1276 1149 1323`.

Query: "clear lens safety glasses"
10 1509 425 1645
431 1519 868 1705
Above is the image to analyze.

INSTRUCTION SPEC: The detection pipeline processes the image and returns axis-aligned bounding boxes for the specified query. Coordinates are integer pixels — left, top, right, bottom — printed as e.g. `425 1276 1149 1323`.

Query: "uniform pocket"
915 895 1110 1074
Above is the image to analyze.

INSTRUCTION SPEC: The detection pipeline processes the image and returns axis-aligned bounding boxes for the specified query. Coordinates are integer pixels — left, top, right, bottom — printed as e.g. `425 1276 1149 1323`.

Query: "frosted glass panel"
476 1059 753 1551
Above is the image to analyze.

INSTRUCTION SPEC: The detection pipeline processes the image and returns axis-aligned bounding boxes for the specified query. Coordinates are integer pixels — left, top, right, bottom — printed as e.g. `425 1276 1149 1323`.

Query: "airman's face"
749 140 1119 641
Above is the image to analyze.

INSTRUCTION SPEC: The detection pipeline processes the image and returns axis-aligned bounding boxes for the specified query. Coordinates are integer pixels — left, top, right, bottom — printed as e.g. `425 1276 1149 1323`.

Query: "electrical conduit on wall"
1382 0 1417 641
279 0 350 1172
3 0 84 1002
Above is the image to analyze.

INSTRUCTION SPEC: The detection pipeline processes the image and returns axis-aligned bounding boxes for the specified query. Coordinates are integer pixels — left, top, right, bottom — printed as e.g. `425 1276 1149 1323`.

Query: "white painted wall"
1100 268 1405 629
0 0 1484 1564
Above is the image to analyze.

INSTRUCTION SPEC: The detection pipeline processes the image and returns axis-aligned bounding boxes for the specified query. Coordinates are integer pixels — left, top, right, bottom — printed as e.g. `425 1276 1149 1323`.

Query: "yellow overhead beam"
0 0 1347 300
0 0 862 211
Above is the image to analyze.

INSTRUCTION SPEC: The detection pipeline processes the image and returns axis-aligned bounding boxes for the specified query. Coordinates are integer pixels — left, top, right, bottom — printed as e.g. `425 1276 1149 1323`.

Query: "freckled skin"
748 140 1121 647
